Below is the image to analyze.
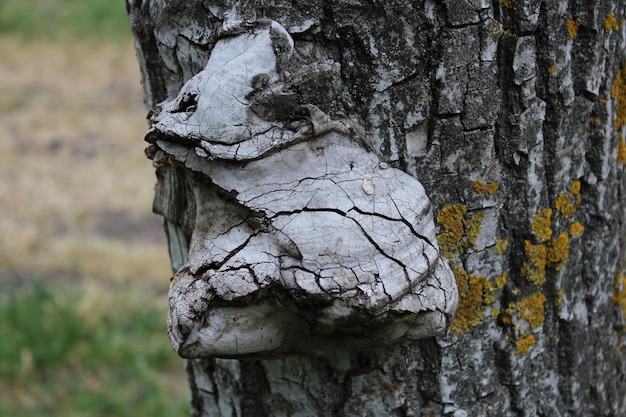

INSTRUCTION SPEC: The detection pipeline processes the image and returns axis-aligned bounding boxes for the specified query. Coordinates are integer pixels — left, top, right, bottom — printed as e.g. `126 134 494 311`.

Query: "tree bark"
127 0 626 415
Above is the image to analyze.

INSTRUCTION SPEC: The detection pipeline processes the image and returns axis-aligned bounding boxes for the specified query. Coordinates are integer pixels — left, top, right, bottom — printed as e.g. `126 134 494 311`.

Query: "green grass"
0 278 190 417
0 0 132 40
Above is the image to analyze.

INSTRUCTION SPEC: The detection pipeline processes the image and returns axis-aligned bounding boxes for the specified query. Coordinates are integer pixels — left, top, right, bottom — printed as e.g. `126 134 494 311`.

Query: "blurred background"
0 0 190 415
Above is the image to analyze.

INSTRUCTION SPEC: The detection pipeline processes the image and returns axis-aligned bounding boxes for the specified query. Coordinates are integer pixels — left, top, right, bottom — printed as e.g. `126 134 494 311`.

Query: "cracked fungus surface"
160 133 457 357
167 133 447 304
146 21 457 357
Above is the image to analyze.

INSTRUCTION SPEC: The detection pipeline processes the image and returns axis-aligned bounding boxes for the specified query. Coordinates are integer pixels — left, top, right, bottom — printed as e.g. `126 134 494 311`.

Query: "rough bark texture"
127 0 626 416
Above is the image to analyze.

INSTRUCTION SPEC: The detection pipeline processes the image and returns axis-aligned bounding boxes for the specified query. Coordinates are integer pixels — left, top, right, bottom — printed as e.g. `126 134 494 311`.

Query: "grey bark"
127 1 626 416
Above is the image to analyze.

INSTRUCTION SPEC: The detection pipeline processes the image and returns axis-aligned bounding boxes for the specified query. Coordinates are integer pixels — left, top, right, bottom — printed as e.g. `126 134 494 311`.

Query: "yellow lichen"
473 180 500 196
450 266 507 334
495 237 509 254
436 205 466 258
487 19 504 35
522 233 571 285
555 180 582 219
567 19 580 39
531 208 553 242
514 333 536 355
436 203 498 333
605 14 620 32
547 65 557 74
521 183 582 284
589 117 601 127
570 221 585 236
521 240 548 286
499 0 514 8
546 232 569 271
555 288 564 306
494 273 507 292
466 212 486 246
611 67 626 132
505 293 546 356
618 136 626 165
436 205 486 259
506 292 547 330
612 273 626 317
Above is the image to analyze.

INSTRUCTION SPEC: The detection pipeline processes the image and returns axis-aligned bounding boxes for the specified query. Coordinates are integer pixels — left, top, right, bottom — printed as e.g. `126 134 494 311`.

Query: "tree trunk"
127 1 626 416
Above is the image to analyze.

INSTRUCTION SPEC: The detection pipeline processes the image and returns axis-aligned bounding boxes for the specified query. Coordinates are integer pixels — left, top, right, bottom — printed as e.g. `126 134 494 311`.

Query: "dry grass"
0 36 171 283
0 36 190 415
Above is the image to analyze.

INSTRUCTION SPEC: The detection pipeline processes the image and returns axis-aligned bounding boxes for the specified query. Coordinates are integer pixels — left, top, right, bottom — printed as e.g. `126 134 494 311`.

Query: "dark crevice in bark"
239 360 271 417
153 167 196 239
186 359 205 417
126 0 168 107
535 1 568 206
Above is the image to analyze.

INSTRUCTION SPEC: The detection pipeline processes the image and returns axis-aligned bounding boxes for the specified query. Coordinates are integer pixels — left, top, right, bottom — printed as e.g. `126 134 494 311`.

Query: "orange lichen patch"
495 237 509 254
522 209 550 285
466 212 486 246
531 208 553 242
499 0 514 8
521 241 548 286
473 180 500 196
436 204 466 258
522 232 571 285
600 97 608 104
487 19 504 35
611 67 626 131
605 14 620 32
546 232 570 271
570 221 585 236
567 19 581 39
589 117 601 127
436 205 486 259
555 288 564 306
521 182 583 284
506 292 547 330
612 273 626 317
514 333 536 355
618 136 626 165
555 180 582 219
450 265 507 334
548 65 557 74
504 292 546 355
491 274 508 303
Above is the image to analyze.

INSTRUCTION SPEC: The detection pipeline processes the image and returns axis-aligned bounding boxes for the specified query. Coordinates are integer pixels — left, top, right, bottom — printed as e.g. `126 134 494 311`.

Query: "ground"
0 36 189 416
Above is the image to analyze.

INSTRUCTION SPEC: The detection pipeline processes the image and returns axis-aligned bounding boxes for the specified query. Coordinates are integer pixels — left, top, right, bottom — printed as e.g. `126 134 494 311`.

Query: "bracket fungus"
146 20 458 358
